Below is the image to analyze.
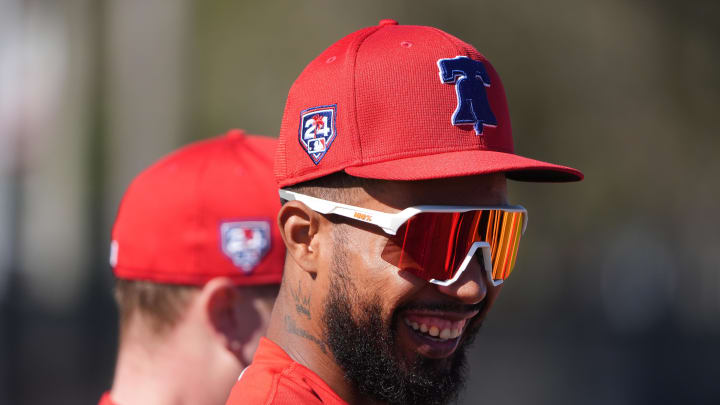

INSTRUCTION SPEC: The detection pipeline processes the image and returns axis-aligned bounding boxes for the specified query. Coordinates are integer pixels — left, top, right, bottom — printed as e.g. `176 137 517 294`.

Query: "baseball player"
223 20 583 405
98 130 285 405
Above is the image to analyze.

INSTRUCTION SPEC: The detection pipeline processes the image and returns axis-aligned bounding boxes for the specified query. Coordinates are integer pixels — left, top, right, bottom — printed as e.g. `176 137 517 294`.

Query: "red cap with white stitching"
274 19 583 187
110 130 284 286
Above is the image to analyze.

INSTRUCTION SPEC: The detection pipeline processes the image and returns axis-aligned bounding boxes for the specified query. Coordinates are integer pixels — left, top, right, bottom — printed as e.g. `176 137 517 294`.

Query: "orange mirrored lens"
487 210 524 281
381 210 524 283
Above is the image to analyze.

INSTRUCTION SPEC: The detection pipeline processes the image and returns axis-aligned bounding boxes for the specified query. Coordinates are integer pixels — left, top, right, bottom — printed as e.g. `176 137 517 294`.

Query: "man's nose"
434 256 487 305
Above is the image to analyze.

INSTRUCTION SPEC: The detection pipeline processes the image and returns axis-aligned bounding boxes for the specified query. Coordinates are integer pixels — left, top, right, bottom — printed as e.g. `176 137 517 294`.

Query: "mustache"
396 299 485 315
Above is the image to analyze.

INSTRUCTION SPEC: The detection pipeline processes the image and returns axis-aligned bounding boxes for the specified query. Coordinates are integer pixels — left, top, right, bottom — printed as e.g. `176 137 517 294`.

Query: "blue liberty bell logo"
437 56 497 135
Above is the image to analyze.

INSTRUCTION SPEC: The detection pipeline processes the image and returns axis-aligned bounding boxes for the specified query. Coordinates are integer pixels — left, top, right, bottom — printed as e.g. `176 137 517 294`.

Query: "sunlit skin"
267 173 508 404
110 279 277 405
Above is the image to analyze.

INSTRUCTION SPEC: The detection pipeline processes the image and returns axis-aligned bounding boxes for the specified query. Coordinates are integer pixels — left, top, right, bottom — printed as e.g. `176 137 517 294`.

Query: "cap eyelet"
326 56 336 63
400 41 413 48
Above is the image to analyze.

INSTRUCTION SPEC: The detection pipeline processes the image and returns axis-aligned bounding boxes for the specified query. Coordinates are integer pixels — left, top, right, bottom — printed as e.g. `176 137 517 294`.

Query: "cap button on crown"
378 19 398 26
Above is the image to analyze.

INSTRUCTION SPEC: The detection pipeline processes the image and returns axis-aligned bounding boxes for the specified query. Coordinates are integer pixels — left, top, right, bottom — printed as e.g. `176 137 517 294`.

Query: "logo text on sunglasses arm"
353 212 373 222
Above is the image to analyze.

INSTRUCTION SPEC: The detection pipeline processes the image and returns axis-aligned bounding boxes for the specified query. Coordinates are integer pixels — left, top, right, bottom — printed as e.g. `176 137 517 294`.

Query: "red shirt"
225 337 347 405
97 392 115 405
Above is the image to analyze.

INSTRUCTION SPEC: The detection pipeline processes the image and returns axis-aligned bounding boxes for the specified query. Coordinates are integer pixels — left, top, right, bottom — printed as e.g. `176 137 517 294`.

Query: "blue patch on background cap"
298 104 337 164
220 220 271 274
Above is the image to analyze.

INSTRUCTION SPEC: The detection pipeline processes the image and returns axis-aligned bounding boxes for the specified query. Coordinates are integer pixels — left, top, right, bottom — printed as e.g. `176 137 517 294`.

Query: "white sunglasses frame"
279 189 527 287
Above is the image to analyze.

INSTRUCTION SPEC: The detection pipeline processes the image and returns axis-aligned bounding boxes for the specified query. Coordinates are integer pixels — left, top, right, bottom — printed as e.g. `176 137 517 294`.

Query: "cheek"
483 284 502 311
345 233 424 320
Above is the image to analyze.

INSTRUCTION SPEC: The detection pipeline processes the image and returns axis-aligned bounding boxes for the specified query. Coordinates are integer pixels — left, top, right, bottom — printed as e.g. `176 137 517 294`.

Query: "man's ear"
277 200 323 277
201 277 260 362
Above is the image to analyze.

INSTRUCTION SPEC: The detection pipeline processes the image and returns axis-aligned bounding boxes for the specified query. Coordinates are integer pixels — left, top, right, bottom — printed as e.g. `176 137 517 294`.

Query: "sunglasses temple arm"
324 206 397 234
280 190 359 217
282 191 398 234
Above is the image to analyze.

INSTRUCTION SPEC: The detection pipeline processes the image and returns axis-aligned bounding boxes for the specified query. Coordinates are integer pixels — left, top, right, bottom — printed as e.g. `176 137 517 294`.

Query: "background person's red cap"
275 20 583 187
110 130 284 286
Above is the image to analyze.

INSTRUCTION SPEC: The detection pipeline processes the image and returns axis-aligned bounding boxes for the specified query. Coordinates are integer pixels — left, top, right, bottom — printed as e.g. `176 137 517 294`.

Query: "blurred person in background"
224 20 582 405
99 130 285 405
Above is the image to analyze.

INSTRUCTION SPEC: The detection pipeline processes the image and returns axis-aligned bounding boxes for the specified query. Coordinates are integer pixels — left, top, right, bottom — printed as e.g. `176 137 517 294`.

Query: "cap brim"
344 150 583 182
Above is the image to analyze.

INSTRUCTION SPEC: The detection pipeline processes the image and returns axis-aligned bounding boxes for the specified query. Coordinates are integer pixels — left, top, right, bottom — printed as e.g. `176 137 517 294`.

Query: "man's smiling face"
319 174 508 404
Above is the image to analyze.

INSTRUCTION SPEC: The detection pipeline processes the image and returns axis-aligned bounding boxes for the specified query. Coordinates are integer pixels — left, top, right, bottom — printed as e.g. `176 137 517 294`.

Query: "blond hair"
114 279 198 335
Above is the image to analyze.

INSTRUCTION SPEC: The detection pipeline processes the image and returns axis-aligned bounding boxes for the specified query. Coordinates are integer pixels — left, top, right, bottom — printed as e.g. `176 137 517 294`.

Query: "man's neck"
267 278 377 404
111 338 191 405
111 324 231 405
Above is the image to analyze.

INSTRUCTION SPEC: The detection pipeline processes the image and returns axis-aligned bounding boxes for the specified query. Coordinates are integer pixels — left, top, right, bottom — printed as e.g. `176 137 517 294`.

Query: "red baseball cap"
110 130 284 286
275 19 583 187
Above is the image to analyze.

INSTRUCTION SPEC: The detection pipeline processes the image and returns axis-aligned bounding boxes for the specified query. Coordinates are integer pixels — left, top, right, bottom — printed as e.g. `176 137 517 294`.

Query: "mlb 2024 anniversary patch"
298 104 337 165
220 220 272 274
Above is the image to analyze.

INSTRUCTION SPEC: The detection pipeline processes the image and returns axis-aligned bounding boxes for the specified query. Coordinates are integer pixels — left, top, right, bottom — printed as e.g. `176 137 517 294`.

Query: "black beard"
322 263 482 405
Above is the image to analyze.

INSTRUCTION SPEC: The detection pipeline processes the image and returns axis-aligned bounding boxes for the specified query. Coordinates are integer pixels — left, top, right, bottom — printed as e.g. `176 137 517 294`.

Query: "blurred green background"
1 0 719 404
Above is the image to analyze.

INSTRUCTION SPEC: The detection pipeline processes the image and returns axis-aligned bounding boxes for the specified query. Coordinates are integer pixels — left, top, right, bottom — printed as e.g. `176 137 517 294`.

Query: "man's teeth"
439 328 452 339
404 318 462 340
